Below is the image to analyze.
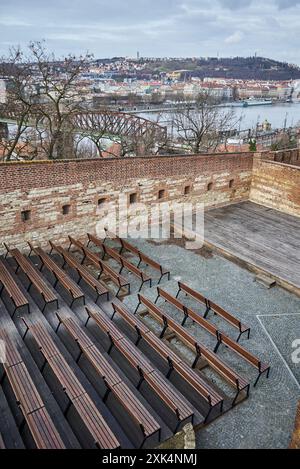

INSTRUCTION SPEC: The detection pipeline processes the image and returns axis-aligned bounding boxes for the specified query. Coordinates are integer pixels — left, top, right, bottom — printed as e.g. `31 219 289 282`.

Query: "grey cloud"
0 0 299 64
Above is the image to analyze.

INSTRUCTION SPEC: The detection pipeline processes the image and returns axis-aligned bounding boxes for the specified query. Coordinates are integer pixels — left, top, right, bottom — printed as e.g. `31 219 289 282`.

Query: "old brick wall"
0 152 253 253
249 154 300 217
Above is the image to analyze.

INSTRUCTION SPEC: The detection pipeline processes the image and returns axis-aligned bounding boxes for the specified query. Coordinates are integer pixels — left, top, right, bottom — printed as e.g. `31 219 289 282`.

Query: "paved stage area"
202 201 300 292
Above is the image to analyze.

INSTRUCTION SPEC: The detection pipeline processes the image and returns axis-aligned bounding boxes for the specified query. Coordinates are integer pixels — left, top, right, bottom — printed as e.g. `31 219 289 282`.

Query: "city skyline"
0 0 300 65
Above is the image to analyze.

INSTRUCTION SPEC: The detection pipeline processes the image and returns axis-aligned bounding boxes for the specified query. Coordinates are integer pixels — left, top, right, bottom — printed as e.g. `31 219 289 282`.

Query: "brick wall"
250 154 300 217
0 152 253 253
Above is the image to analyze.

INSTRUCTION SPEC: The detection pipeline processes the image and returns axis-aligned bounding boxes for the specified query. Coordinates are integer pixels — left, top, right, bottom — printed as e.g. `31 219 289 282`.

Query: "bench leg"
55 317 62 333
18 417 26 433
204 406 213 424
192 352 200 369
154 293 160 304
134 301 141 315
166 357 174 379
53 278 59 289
139 425 147 449
0 370 6 386
159 323 168 339
213 339 222 354
84 311 91 327
40 357 48 374
107 333 114 354
102 382 112 403
254 367 270 387
203 306 210 319
64 397 72 417
0 284 4 296
181 312 189 326
175 287 181 299
10 297 19 318
22 325 29 341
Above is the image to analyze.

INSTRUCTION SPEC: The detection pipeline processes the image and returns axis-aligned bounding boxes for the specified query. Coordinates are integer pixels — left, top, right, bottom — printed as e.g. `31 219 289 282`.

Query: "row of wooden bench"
137 289 270 387
21 319 121 449
0 329 65 449
109 302 225 421
0 234 170 318
82 305 197 428
102 228 171 284
176 282 250 343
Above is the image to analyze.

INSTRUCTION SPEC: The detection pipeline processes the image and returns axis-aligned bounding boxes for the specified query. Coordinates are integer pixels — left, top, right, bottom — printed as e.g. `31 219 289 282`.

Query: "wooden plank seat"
154 288 270 387
0 330 65 449
28 243 85 308
134 294 250 406
21 319 120 449
176 282 250 342
86 305 194 430
49 241 109 302
55 313 161 447
103 228 171 283
0 259 30 317
66 237 130 297
86 233 152 291
111 301 223 422
4 245 58 313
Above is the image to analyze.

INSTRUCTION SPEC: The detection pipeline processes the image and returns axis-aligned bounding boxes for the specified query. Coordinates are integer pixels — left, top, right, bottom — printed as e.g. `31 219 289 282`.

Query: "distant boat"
243 99 273 107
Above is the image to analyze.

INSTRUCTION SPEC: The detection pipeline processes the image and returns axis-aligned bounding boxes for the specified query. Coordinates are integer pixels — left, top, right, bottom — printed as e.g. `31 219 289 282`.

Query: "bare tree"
0 47 35 160
171 92 238 154
29 41 92 159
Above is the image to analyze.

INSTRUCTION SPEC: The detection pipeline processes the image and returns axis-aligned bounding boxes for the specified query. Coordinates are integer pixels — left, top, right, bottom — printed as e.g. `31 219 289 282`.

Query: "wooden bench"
4 245 58 313
21 319 120 449
81 244 130 297
176 282 250 342
55 313 161 447
86 305 194 430
49 241 109 302
66 237 130 297
111 301 223 422
87 233 152 291
0 330 65 449
28 243 85 308
103 228 171 283
0 258 30 317
134 294 250 406
154 288 270 387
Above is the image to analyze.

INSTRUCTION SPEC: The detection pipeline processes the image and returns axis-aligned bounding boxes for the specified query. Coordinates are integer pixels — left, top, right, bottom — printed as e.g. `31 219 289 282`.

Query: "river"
137 102 300 132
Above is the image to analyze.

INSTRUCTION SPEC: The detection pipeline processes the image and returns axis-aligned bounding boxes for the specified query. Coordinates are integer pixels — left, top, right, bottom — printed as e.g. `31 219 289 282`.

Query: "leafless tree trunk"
171 92 239 154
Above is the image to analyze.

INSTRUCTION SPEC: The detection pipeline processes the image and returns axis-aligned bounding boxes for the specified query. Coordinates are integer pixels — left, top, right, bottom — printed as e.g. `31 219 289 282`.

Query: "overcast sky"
0 0 300 64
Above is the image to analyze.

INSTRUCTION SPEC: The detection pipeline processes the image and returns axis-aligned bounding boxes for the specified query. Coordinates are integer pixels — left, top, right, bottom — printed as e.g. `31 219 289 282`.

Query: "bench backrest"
221 333 260 368
120 238 140 256
87 233 105 248
209 300 241 328
157 288 186 314
68 235 85 251
178 281 207 306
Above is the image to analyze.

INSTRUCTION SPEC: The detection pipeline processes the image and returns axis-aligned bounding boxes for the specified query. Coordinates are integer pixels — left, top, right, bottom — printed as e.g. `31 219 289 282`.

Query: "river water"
138 102 300 132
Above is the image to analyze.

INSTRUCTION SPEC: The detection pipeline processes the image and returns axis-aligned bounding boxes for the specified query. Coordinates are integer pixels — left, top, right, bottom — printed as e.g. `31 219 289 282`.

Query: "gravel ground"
119 238 300 449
